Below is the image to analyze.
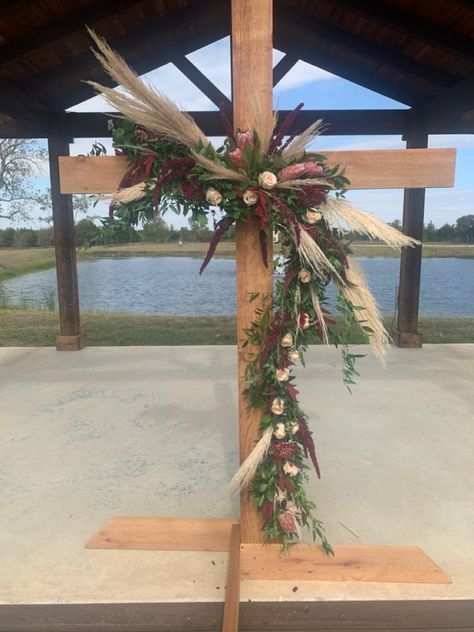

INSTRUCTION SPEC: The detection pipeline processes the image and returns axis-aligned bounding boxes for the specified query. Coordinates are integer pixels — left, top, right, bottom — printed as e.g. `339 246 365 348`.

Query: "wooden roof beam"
274 2 456 90
22 0 229 110
272 54 298 87
0 78 49 134
423 76 474 133
330 0 474 63
172 56 231 110
0 0 146 66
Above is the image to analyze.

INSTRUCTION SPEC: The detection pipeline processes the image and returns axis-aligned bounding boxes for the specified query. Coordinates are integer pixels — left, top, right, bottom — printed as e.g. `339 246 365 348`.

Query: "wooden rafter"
172 56 231 110
272 53 298 87
424 75 474 131
0 77 49 131
275 2 457 90
330 0 474 63
21 0 229 109
0 0 145 65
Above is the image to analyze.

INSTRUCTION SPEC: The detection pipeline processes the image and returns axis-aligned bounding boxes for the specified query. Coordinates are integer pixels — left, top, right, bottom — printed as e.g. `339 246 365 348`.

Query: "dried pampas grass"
191 151 247 182
282 119 323 162
296 228 342 282
337 258 390 361
310 288 329 345
321 197 419 250
227 426 273 493
87 28 209 151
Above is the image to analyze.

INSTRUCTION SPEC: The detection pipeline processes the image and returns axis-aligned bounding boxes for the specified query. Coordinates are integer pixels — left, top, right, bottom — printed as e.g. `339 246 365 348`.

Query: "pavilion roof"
0 0 473 135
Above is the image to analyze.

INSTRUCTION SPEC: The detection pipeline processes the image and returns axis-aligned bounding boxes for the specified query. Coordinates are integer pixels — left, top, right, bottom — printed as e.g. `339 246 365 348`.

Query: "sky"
6 36 473 229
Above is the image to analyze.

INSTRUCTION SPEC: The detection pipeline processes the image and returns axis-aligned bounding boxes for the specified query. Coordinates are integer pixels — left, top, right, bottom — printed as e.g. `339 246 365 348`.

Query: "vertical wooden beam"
48 132 85 351
394 112 428 348
222 524 241 632
231 0 273 543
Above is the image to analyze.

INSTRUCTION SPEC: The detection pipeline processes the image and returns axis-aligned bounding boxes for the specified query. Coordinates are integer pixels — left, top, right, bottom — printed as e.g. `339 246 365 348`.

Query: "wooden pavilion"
0 0 472 350
0 2 473 630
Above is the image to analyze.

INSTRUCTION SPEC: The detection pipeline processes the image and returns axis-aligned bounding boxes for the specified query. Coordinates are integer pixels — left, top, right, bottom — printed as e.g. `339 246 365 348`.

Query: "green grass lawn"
1 308 473 347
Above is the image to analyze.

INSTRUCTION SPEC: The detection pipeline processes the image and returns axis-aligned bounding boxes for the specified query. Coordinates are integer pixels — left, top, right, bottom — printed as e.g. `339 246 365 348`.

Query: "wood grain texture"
1 600 473 631
85 517 237 552
231 0 273 545
58 148 456 194
222 524 241 632
240 544 450 583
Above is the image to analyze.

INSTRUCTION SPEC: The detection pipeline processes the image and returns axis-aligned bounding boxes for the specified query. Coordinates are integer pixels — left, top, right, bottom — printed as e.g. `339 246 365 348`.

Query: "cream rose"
276 367 290 382
305 209 322 224
300 313 311 330
258 171 277 190
281 333 293 347
288 350 300 363
273 423 286 440
242 189 258 206
298 269 311 283
283 461 299 477
205 187 222 205
270 397 285 415
290 421 300 435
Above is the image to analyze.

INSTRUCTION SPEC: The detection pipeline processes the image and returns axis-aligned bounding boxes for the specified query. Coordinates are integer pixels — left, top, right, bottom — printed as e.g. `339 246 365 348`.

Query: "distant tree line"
1 214 473 248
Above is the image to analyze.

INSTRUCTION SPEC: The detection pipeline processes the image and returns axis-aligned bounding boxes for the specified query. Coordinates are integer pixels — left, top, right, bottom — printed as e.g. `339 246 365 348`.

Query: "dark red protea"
262 500 274 521
297 185 326 208
278 510 298 534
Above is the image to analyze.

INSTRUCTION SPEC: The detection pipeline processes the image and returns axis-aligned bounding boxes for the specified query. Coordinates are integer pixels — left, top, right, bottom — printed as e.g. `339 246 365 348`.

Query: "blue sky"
9 36 473 229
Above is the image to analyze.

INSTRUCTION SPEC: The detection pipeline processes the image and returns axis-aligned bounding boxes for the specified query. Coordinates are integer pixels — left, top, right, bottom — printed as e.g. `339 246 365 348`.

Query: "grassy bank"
1 241 473 283
1 308 473 347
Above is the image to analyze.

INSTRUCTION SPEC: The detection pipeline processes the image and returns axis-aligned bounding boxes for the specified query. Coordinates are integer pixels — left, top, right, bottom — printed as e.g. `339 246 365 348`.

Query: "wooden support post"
394 114 428 348
222 524 241 632
48 133 85 351
231 0 274 544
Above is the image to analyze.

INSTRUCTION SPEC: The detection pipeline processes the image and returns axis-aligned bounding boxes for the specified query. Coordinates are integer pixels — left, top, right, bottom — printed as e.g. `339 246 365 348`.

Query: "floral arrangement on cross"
87 30 417 553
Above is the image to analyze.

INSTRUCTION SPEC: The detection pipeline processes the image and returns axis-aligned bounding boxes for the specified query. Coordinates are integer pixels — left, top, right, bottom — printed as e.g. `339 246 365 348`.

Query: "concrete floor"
0 344 473 604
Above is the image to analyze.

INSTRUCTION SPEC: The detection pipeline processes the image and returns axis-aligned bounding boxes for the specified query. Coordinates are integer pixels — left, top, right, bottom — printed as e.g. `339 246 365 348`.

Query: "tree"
75 218 99 246
0 139 49 222
142 216 170 242
423 220 437 242
15 228 38 247
436 223 456 242
389 219 402 231
455 215 474 244
2 227 15 246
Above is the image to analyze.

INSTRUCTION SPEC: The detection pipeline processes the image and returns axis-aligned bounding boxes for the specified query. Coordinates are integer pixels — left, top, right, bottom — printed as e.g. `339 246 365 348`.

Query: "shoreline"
1 242 473 282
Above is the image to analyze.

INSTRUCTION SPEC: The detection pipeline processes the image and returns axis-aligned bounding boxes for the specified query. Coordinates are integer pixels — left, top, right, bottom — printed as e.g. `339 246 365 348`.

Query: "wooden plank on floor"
86 516 237 552
240 544 450 584
1 601 473 631
59 148 456 194
222 524 241 632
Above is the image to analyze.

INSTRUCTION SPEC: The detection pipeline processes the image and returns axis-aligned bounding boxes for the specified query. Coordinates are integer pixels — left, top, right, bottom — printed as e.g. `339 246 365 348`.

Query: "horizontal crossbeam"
59 148 456 194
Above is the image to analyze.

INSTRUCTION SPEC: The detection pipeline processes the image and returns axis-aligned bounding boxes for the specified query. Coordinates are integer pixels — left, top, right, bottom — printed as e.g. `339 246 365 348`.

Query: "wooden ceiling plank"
58 149 456 194
0 77 49 132
424 75 474 132
331 0 474 63
272 53 298 87
172 56 231 110
0 0 146 66
275 2 457 89
22 0 229 110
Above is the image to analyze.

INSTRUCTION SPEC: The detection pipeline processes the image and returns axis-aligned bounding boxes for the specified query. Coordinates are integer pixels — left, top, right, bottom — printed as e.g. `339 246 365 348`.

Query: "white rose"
300 313 311 330
205 187 223 205
306 209 322 224
273 423 286 440
288 350 300 363
298 269 311 283
281 333 293 347
283 461 299 477
242 189 258 206
290 421 300 435
276 367 290 382
271 397 285 415
258 171 277 190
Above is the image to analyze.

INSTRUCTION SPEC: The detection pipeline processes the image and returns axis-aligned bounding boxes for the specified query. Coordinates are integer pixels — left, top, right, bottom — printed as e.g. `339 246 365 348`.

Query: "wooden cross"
58 0 454 623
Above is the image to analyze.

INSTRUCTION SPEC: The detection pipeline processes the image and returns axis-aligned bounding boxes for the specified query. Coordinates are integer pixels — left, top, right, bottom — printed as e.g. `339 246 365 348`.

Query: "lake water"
2 256 473 316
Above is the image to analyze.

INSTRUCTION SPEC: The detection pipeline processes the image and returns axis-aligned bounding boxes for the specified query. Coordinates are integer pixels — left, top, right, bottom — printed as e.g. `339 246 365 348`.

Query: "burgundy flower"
273 442 299 460
262 500 274 521
278 163 306 182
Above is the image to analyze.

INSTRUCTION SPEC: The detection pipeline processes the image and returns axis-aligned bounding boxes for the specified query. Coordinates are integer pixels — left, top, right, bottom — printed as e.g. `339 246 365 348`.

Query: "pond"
2 256 474 317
